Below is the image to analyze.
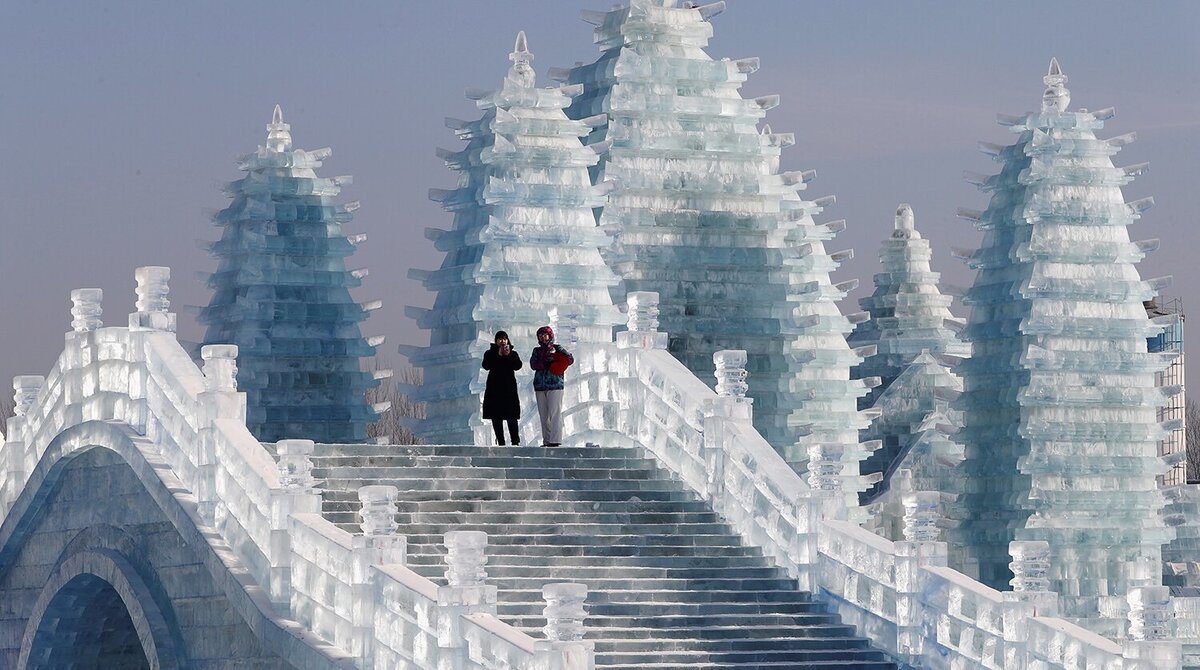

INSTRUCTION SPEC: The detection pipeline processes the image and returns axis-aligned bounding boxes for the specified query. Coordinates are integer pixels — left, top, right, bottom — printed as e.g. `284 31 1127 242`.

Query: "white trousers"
536 389 564 445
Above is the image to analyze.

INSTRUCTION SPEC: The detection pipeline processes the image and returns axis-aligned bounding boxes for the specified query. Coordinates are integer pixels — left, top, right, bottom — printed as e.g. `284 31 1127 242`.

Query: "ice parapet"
406 33 623 444
564 1 869 499
948 60 1172 631
199 106 385 443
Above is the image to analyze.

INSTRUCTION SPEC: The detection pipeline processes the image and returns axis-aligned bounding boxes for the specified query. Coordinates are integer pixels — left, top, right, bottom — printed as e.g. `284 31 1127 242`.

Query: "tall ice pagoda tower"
199 106 387 443
950 59 1174 631
405 32 622 444
563 0 871 490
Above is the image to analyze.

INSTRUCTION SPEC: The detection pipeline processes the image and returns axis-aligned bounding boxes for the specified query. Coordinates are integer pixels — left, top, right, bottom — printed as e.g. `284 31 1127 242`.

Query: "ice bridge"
0 268 1193 669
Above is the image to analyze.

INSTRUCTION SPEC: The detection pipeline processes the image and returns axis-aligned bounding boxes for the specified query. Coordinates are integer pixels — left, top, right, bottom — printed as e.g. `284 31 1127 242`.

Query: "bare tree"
1188 399 1200 484
366 361 424 445
0 394 12 433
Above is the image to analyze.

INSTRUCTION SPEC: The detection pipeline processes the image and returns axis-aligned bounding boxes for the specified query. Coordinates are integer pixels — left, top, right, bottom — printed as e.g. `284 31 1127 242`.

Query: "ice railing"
0 269 590 670
561 290 1183 670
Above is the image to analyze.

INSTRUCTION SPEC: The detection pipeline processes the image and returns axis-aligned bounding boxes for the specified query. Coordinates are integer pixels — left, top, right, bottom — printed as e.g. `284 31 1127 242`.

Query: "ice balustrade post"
129 266 176 333
550 305 583 351
702 350 753 502
895 492 948 663
346 485 405 665
196 345 245 524
1123 586 1182 667
70 288 103 333
534 583 594 670
0 376 43 518
1006 540 1059 617
616 291 668 350
807 443 847 522
439 531 498 665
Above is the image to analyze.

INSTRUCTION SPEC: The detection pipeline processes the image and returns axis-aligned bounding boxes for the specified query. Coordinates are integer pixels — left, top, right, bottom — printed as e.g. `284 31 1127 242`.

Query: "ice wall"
562 0 870 492
949 59 1174 633
848 204 969 411
406 32 623 444
199 106 385 443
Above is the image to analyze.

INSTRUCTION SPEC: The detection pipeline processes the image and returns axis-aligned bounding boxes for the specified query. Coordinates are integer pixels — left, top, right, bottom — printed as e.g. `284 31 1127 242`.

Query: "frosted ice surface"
199 105 384 443
564 1 870 504
406 33 623 444
948 59 1173 630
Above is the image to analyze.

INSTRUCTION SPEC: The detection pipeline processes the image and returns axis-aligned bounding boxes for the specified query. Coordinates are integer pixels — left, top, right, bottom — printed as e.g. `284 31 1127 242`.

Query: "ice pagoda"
562 0 871 488
199 106 388 443
405 32 623 445
848 204 969 411
860 352 965 561
950 59 1174 631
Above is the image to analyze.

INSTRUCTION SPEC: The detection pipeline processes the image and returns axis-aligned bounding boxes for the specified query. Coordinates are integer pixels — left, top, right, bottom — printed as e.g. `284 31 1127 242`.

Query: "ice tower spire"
405 32 622 444
266 104 291 152
199 108 387 443
849 204 969 500
949 61 1173 634
564 2 873 508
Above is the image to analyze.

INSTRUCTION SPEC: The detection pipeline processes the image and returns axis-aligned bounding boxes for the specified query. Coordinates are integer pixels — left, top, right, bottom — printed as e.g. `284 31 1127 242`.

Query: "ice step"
317 477 687 492
320 512 722 526
496 589 814 606
309 455 661 469
403 544 766 559
374 534 748 547
321 488 701 503
310 444 638 459
404 552 767 567
401 565 786 580
312 466 664 480
594 648 887 665
503 613 844 629
324 498 717 514
598 661 895 670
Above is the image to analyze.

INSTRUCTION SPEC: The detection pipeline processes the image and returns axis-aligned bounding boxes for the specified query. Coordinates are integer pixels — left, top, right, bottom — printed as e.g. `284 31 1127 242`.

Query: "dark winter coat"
482 344 522 420
529 344 573 392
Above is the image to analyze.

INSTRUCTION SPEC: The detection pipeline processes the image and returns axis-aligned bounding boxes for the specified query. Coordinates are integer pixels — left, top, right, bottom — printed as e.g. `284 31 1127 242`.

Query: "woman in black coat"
481 330 522 445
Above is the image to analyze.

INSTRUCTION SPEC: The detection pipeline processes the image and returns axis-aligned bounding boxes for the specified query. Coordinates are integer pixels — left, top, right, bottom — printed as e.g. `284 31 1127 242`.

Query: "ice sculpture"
199 106 387 443
405 32 623 444
562 0 871 495
860 353 965 561
1163 485 1200 588
949 59 1174 632
848 204 969 410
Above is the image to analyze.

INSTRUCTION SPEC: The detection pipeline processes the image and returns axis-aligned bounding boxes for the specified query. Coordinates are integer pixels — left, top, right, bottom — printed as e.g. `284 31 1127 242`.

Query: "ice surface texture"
949 59 1173 629
198 106 384 443
563 0 871 502
406 33 623 444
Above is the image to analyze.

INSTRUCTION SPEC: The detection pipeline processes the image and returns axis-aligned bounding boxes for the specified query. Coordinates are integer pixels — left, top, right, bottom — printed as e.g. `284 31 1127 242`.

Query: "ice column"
564 0 869 472
407 32 622 444
949 59 1172 632
358 485 399 537
199 105 386 443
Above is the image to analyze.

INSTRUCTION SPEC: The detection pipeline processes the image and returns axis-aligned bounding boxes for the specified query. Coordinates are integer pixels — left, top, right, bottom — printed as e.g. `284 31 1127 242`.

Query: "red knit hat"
536 325 554 341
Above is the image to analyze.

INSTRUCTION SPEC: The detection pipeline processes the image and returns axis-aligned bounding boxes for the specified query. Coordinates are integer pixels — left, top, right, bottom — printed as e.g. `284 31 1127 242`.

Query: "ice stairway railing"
0 272 1189 669
305 441 898 670
0 268 590 670
548 291 1186 669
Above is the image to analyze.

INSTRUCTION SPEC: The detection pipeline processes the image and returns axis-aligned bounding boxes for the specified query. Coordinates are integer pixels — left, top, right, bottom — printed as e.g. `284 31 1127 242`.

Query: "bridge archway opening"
24 573 152 670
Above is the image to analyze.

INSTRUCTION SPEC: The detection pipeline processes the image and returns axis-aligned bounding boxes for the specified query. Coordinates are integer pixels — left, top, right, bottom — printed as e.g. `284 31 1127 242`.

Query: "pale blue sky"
2 1 1198 392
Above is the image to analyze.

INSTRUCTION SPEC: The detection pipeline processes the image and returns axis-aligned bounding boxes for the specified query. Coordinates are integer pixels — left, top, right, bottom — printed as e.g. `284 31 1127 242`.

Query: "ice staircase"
310 442 898 669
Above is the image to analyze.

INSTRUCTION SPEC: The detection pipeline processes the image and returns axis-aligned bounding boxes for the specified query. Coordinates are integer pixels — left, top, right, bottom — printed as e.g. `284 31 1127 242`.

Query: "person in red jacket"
481 331 522 445
528 325 573 446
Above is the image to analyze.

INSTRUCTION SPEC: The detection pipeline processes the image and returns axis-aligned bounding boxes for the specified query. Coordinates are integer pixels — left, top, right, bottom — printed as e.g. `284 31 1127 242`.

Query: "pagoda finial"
507 30 536 88
893 203 919 239
1042 57 1070 112
266 104 292 152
